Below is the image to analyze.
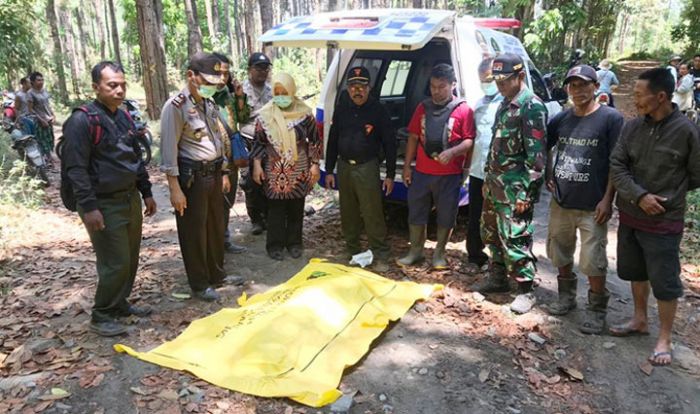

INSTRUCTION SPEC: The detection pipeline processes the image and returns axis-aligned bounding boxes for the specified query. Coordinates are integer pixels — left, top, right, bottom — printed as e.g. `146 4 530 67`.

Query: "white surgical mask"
480 81 498 96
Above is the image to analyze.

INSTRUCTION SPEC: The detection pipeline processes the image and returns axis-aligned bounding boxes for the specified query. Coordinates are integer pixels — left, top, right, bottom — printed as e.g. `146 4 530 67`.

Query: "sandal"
608 324 650 337
649 351 673 366
268 250 284 261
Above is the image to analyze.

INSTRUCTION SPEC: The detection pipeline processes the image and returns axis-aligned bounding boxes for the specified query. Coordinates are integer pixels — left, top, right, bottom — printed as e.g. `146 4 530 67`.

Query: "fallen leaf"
545 374 561 384
478 369 490 383
171 293 191 300
157 389 179 401
130 386 149 396
639 361 654 376
558 366 584 382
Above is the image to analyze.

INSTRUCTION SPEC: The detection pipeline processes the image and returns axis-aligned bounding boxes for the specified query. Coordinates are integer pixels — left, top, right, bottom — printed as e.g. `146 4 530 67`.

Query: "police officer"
62 61 157 336
160 52 232 302
325 66 396 272
478 53 548 315
239 52 273 235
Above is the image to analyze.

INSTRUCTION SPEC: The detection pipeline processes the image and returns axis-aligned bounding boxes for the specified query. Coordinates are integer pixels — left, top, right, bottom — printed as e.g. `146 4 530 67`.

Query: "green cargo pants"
79 188 143 322
337 159 389 260
480 195 536 282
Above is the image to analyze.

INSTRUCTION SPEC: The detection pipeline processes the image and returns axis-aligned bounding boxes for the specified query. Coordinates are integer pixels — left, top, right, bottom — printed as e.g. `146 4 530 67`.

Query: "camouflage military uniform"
482 87 547 282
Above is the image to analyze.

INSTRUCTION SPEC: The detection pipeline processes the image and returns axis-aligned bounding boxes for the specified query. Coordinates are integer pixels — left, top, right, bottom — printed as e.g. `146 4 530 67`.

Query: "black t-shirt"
692 67 700 89
546 105 624 210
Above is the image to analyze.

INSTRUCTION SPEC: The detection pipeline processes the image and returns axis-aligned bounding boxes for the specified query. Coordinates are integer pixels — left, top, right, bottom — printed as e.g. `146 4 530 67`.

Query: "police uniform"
160 58 230 294
480 54 547 308
325 67 396 262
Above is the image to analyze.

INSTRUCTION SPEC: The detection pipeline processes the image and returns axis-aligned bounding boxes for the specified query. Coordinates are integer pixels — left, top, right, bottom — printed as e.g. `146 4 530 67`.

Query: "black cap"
248 52 272 67
491 53 524 81
189 52 227 84
346 66 370 85
563 65 598 84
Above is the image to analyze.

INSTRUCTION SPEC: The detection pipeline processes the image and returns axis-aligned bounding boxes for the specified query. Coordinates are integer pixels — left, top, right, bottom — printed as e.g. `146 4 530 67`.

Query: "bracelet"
311 161 320 166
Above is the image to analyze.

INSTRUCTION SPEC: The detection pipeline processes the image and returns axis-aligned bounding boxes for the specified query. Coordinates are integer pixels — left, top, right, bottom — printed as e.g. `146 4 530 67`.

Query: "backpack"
422 97 466 158
56 104 105 212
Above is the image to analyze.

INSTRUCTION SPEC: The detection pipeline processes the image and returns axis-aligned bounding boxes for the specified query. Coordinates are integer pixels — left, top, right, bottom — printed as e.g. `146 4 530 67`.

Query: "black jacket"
610 106 700 222
326 95 397 178
62 101 152 212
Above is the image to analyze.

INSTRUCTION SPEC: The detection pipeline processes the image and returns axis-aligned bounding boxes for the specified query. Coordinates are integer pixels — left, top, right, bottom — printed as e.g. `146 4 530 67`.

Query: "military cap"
492 53 524 81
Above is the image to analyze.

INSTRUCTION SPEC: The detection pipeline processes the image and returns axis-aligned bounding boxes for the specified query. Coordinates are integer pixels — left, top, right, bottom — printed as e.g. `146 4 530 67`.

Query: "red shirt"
407 101 476 175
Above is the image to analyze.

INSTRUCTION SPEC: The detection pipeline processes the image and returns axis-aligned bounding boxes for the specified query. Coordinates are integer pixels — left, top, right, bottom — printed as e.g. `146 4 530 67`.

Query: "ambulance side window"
380 61 412 97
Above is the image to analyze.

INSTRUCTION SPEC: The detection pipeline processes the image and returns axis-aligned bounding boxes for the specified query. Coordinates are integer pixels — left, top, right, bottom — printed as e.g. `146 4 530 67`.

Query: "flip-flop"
608 325 650 337
649 351 673 366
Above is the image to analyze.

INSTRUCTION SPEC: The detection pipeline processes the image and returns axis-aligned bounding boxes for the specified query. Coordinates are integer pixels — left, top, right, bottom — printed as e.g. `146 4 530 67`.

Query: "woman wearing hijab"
251 73 322 260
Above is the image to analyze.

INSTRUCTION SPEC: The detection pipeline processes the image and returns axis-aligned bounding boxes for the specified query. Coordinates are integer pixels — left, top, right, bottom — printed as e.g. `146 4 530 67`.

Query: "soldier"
399 64 475 270
325 66 396 272
477 53 548 314
239 52 273 235
160 52 233 302
62 61 157 336
212 52 249 255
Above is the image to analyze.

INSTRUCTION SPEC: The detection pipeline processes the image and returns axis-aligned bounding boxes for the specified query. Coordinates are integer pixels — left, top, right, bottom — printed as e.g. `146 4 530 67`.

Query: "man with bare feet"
609 67 700 366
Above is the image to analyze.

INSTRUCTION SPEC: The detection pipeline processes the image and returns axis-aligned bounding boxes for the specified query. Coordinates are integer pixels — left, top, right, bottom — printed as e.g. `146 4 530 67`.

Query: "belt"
178 157 223 176
340 157 376 166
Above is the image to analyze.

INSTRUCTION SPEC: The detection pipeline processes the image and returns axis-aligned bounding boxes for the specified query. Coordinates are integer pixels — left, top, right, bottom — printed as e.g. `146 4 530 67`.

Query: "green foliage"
273 49 326 104
0 159 46 208
682 190 700 264
0 0 43 87
671 0 700 57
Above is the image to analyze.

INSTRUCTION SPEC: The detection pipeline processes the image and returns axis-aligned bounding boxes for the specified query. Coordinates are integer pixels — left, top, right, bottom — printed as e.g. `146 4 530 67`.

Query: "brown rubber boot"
545 275 578 316
579 289 610 335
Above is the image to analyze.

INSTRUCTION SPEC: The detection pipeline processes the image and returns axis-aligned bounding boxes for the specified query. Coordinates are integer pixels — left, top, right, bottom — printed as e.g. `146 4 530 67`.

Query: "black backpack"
55 105 105 212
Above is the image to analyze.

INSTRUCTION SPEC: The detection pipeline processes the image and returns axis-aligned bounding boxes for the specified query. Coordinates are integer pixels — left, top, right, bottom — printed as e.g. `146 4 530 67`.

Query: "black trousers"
176 171 225 291
266 198 305 253
240 166 268 226
467 176 489 266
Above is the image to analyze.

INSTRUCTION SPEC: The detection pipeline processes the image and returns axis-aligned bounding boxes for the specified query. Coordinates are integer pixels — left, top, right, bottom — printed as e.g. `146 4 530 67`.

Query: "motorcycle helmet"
10 128 23 141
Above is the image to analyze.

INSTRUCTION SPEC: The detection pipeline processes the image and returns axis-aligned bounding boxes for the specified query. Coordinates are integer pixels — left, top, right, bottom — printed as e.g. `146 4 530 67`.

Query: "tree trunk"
184 0 204 56
107 0 122 64
259 0 274 56
93 0 107 60
244 0 257 55
46 0 69 103
104 0 113 59
59 8 82 98
212 0 221 35
204 0 217 42
233 0 244 58
135 0 169 119
74 8 90 70
225 0 234 57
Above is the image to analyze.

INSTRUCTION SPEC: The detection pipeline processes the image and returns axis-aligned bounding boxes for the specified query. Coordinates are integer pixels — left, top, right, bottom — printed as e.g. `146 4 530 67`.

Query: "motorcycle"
2 91 16 132
9 127 49 186
595 91 611 106
122 99 153 164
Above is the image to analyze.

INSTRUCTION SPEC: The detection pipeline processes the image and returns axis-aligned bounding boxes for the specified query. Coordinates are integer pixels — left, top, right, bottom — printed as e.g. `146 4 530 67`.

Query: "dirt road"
1 61 699 414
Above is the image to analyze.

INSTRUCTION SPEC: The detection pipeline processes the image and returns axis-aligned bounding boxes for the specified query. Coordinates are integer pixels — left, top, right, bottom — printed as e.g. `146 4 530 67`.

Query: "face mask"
480 81 498 96
273 95 293 108
197 84 218 99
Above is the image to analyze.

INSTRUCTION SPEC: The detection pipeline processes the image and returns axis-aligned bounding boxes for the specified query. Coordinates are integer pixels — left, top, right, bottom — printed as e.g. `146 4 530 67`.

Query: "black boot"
475 262 510 293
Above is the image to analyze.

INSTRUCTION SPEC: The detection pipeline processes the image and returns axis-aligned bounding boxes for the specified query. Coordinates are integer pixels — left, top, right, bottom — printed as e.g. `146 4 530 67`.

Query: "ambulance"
259 9 561 204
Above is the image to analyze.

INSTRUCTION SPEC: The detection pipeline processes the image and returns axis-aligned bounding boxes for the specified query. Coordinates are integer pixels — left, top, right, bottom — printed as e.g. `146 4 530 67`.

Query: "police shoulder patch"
171 93 186 108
